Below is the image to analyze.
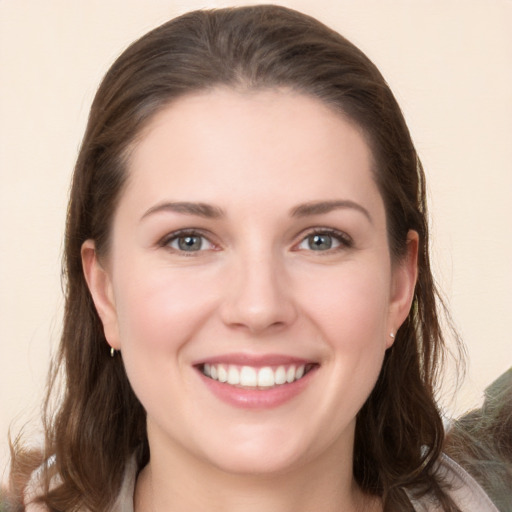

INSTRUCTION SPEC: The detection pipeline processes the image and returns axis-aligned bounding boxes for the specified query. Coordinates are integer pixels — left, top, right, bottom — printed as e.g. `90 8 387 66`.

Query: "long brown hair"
9 5 463 511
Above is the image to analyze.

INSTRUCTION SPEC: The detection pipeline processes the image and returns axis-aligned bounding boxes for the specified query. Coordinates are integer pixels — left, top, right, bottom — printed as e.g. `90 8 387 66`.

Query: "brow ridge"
142 199 371 223
290 200 372 222
141 201 225 220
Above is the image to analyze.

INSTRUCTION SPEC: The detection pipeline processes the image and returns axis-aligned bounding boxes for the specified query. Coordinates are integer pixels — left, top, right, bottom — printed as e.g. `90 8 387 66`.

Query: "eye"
163 230 215 253
296 229 351 252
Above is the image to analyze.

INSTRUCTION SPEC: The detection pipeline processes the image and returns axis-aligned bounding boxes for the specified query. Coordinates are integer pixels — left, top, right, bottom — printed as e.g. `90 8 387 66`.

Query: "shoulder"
444 368 512 511
23 457 56 512
108 456 137 512
437 454 500 511
406 366 512 512
407 454 500 512
24 456 138 512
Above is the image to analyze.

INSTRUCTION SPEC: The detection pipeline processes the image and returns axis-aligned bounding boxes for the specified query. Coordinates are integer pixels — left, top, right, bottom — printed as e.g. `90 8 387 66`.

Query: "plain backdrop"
1 0 511 476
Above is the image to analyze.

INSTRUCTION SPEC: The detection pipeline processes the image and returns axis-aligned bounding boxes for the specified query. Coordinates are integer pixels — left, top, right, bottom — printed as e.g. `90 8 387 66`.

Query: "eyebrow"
290 200 372 223
140 199 372 223
141 201 225 221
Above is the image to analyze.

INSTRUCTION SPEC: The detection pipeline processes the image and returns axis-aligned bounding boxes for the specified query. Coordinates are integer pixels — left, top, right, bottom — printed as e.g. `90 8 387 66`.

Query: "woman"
6 5 506 511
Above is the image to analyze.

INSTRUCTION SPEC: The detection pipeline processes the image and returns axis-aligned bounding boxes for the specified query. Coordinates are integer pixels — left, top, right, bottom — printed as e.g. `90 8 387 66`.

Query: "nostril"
221 296 297 333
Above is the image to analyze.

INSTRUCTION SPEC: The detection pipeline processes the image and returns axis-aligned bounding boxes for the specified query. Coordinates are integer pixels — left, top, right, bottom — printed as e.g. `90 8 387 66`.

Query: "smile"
195 354 319 409
201 363 315 389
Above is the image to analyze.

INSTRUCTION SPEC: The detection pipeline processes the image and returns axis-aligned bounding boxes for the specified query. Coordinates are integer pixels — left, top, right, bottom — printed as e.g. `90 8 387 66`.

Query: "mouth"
194 355 320 409
197 362 318 390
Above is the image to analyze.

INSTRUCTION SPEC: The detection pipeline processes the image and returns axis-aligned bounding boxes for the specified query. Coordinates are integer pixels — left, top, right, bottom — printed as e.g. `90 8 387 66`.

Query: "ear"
81 240 121 350
386 230 419 348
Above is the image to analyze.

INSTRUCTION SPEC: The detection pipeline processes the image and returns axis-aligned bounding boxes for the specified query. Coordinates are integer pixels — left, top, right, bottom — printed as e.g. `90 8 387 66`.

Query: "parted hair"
9 5 463 511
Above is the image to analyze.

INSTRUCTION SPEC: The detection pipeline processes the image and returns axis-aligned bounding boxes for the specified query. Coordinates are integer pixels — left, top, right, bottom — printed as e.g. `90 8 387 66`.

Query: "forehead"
121 88 382 221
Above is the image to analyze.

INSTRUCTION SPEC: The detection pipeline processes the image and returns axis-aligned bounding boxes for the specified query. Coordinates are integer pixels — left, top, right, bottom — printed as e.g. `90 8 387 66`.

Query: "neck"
134 428 381 512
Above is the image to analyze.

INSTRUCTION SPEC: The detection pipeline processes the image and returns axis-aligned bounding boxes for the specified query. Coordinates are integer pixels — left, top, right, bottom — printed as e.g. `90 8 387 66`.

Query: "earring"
110 347 116 358
389 332 395 339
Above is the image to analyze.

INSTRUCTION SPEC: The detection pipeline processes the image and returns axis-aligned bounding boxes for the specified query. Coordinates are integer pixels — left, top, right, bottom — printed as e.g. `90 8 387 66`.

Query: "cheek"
299 261 391 345
112 263 220 354
110 265 221 419
299 262 390 400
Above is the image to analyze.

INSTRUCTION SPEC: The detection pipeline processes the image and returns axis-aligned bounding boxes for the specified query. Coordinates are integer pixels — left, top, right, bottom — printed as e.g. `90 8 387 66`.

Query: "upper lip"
192 353 317 367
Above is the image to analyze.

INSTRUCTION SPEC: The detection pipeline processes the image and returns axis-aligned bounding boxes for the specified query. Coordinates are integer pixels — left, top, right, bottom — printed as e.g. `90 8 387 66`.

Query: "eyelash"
295 228 353 253
159 229 216 255
158 227 353 255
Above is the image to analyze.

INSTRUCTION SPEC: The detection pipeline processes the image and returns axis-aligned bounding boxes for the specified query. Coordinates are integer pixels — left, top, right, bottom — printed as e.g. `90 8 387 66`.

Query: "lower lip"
197 368 317 409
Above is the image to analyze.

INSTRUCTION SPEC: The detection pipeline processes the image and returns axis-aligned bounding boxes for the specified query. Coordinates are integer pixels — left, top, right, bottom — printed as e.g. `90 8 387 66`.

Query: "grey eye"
167 235 205 252
164 231 215 253
297 231 345 252
307 234 333 251
177 235 203 251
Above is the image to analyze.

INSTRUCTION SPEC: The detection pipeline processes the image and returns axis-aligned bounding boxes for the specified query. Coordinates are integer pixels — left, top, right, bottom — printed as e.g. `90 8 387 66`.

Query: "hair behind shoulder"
9 5 464 511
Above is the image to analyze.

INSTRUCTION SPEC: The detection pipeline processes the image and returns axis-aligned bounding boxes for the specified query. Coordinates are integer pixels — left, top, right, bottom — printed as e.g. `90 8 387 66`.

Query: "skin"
82 88 418 511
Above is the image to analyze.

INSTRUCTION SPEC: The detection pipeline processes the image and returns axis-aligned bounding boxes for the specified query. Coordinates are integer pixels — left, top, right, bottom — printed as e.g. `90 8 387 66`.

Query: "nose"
219 250 297 334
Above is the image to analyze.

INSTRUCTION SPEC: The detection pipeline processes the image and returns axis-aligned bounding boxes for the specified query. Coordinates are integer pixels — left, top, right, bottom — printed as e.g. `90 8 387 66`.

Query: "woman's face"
83 88 417 476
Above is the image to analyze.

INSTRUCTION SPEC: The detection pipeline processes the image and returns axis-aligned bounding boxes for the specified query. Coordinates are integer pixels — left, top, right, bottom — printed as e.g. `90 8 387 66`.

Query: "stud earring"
389 332 395 339
110 347 116 358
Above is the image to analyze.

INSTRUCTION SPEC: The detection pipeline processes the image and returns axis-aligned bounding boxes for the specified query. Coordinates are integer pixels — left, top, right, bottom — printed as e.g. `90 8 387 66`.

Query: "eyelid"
293 227 353 251
157 226 352 254
159 228 218 253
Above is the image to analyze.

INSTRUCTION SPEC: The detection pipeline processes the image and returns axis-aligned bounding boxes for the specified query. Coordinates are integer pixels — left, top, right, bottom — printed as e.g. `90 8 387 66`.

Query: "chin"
198 429 310 476
210 449 304 477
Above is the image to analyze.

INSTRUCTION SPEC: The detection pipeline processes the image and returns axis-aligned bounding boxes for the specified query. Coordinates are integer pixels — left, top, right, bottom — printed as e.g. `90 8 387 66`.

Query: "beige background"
1 0 511 476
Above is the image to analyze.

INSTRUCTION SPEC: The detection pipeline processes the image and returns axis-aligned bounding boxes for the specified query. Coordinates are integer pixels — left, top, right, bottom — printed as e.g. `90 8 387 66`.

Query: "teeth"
275 366 287 385
240 366 257 387
201 363 309 388
257 367 275 387
217 365 228 383
227 366 240 385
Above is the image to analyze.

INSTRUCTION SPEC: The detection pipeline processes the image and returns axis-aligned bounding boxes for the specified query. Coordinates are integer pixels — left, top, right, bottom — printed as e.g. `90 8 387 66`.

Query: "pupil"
179 236 202 251
309 234 332 250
